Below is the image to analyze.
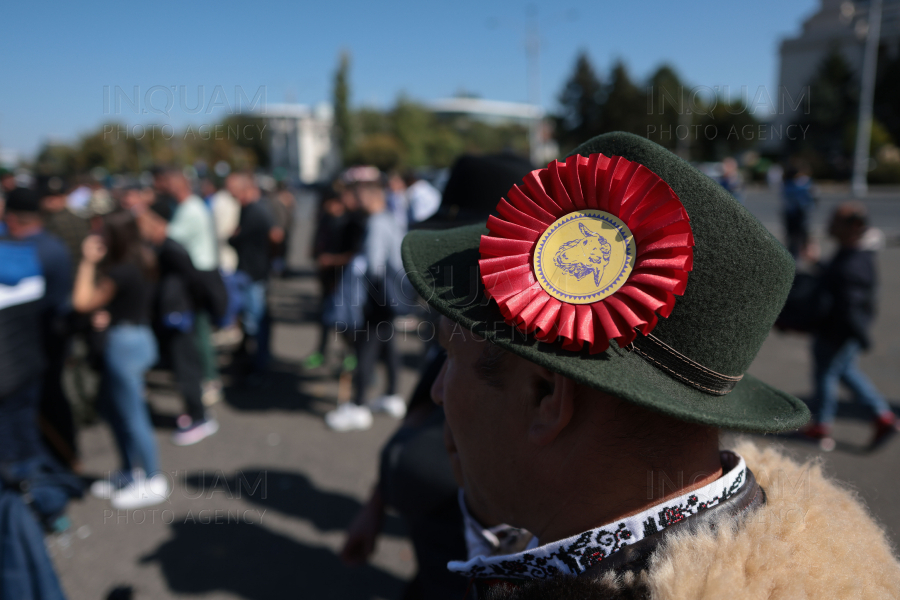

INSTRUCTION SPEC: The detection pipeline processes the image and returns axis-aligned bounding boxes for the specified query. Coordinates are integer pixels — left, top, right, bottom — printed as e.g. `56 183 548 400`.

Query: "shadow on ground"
141 520 406 600
182 468 407 537
221 359 335 415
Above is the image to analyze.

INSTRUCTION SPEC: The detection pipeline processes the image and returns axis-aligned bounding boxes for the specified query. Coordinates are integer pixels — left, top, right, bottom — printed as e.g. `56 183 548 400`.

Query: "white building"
258 103 339 184
427 97 557 165
771 0 900 149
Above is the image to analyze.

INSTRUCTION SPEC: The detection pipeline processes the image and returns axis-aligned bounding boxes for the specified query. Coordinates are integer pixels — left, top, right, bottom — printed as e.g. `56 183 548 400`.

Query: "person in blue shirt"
3 188 77 468
0 187 75 600
781 165 817 259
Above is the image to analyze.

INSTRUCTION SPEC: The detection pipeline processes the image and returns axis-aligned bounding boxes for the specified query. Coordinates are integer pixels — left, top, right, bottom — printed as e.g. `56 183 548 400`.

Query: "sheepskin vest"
484 441 900 600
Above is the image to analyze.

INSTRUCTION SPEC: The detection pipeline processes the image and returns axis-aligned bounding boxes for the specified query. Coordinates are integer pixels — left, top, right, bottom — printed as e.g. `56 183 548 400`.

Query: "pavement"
51 185 900 600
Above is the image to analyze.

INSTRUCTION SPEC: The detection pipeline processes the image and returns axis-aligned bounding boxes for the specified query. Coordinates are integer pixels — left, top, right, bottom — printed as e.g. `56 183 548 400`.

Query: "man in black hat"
401 133 900 598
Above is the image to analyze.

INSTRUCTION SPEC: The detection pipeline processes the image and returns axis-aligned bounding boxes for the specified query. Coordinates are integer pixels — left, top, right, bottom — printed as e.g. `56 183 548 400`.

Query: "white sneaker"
90 469 143 500
171 416 220 446
369 394 407 419
111 473 171 510
325 403 373 432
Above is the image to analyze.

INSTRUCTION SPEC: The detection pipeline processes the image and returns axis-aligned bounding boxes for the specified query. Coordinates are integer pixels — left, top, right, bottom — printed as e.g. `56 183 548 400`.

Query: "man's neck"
9 223 43 239
533 452 723 544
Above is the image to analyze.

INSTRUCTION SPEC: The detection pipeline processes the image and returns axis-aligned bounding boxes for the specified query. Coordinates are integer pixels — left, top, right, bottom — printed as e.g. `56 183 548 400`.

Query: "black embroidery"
458 463 747 580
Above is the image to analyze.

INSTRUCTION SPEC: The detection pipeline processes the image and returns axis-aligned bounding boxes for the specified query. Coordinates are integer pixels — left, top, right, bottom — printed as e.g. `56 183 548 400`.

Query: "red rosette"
478 153 694 354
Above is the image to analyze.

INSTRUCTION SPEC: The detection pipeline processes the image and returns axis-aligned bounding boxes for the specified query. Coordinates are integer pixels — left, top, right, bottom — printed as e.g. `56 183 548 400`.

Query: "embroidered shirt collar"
459 489 536 560
449 451 746 580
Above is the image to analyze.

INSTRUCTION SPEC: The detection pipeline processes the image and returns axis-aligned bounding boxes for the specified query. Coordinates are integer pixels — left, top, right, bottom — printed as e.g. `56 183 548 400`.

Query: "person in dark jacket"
3 188 78 469
228 174 276 377
804 202 898 447
136 200 219 446
781 165 816 259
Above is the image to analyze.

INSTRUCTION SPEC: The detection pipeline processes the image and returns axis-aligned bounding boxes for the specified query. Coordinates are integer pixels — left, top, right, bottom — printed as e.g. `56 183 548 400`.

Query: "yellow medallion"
533 210 636 304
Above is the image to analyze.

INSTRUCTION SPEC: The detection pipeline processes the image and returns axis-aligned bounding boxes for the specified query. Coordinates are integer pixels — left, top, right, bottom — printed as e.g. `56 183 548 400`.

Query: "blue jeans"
100 325 159 476
812 337 890 425
240 279 267 337
240 278 270 371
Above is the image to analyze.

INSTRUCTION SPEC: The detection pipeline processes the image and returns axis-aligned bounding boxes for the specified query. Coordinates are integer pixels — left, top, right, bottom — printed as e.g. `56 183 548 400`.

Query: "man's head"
227 173 257 205
432 316 720 538
120 186 151 212
166 172 193 203
404 132 807 538
151 167 170 193
356 182 386 215
4 188 43 238
336 182 359 212
37 176 68 213
225 173 246 200
829 202 868 247
1 169 16 193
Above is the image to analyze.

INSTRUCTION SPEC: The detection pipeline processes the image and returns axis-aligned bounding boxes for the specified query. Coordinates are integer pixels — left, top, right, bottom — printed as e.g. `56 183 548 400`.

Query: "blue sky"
1 0 819 159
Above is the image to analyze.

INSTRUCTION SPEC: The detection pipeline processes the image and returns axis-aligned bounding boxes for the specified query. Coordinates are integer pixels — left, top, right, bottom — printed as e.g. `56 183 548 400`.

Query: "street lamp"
851 0 884 198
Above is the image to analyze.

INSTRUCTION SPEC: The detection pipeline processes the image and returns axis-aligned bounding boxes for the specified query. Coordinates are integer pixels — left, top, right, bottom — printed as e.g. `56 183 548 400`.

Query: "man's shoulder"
491 442 900 599
33 231 71 265
647 441 900 597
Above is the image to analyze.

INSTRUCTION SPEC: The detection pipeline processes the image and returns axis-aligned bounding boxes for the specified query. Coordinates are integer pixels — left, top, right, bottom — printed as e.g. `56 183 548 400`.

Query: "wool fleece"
488 441 900 600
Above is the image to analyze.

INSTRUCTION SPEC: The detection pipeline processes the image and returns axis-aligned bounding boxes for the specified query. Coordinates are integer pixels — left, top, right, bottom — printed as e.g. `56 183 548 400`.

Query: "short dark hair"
474 342 554 398
473 342 508 389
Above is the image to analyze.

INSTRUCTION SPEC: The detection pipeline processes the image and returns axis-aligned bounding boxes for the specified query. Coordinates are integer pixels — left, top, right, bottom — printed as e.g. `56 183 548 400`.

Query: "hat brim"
401 223 810 434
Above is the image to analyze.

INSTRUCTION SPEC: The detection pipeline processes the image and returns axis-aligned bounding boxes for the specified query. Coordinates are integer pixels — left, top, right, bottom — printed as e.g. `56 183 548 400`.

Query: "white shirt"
210 190 241 274
167 194 218 271
407 179 441 223
450 451 747 580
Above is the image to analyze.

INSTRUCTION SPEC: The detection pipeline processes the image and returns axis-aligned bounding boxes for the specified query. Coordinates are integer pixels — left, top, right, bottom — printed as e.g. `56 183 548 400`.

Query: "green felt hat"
401 132 809 433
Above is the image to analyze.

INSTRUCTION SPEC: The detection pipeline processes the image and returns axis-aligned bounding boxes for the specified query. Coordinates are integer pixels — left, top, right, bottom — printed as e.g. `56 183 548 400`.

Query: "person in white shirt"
211 178 241 275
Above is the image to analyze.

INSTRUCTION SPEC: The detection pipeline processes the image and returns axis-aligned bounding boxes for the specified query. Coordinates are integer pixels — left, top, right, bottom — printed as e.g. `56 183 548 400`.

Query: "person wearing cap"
3 188 78 468
401 133 900 598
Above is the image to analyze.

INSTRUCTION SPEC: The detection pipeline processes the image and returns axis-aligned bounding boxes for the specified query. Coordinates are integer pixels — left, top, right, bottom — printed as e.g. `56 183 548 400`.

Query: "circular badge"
533 210 636 304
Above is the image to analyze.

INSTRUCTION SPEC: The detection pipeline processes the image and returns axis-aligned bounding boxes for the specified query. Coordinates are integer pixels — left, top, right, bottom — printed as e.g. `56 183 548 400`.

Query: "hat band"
631 334 743 396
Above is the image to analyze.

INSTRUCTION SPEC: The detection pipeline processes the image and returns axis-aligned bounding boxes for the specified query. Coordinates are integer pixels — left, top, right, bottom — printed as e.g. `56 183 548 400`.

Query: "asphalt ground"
50 186 900 600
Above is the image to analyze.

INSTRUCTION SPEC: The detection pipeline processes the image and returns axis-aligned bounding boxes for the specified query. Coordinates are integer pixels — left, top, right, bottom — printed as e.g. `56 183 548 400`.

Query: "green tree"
645 65 686 151
333 51 353 165
352 133 404 171
34 142 78 177
392 96 436 167
598 60 645 136
691 96 758 161
555 51 603 152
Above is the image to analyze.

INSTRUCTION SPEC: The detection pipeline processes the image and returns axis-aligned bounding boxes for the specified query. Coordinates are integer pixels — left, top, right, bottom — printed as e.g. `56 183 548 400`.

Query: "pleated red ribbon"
478 153 694 354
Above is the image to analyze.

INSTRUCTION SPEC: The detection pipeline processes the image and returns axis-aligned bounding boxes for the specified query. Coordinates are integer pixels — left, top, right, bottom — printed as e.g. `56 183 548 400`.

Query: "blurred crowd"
0 166 295 597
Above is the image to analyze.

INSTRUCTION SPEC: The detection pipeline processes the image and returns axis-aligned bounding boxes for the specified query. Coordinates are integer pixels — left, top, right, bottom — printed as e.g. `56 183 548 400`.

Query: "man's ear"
528 369 576 446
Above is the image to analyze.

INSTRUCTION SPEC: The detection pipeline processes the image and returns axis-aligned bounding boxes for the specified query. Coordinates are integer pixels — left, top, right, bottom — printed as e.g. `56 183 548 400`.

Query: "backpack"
774 271 831 333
